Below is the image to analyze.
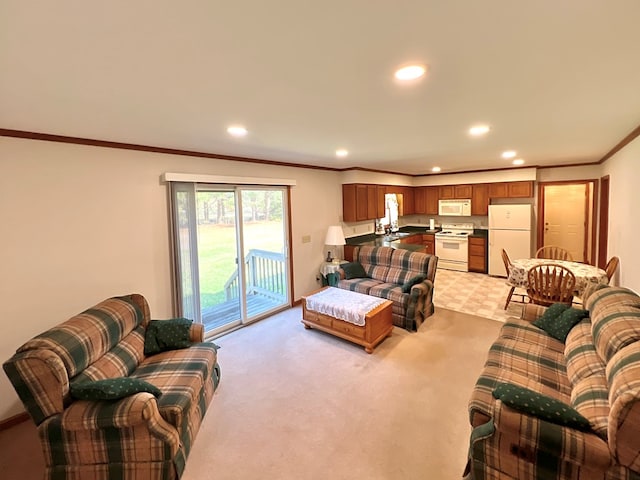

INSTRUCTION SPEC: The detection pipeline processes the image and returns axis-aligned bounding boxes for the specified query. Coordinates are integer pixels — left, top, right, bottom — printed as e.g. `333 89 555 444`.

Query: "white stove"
435 223 474 271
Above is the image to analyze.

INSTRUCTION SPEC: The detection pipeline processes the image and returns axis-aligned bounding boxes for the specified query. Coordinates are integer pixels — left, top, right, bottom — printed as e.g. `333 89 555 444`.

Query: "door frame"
597 175 610 268
536 179 598 264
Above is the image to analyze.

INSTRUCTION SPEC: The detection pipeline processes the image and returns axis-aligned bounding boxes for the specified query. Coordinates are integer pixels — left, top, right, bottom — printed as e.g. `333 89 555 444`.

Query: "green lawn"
196 221 285 309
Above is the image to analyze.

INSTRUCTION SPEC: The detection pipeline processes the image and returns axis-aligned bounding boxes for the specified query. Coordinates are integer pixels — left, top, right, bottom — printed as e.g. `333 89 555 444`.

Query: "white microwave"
438 199 472 216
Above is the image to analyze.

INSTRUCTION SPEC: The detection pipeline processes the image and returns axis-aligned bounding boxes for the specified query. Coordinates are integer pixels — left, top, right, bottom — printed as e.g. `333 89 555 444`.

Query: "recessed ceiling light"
431 166 441 173
512 159 525 166
469 125 490 136
227 126 248 137
501 150 517 159
336 149 349 158
394 64 427 81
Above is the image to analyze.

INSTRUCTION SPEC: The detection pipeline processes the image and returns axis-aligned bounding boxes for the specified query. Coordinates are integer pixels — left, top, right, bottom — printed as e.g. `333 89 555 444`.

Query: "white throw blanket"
305 287 387 326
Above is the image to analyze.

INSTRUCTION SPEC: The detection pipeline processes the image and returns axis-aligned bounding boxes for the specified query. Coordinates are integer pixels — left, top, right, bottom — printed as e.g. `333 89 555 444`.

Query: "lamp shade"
324 225 346 246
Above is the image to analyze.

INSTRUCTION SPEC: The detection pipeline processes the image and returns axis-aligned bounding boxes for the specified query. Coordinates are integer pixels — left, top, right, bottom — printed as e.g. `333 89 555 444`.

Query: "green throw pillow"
144 318 193 356
401 274 426 293
70 377 162 401
341 262 368 280
492 383 591 431
533 303 589 342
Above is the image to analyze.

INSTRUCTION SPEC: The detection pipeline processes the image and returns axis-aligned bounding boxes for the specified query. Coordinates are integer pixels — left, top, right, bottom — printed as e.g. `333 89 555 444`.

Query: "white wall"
0 137 342 420
536 164 602 182
601 136 640 292
413 167 537 186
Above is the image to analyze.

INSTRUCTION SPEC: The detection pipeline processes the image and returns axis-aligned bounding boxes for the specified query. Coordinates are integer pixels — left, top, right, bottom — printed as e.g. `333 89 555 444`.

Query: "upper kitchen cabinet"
439 184 472 199
414 187 426 214
489 181 533 199
342 184 385 222
401 186 415 215
471 184 489 215
425 186 439 215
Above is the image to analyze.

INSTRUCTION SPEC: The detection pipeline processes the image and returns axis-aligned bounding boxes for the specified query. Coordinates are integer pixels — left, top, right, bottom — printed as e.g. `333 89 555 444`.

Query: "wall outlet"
302 235 311 244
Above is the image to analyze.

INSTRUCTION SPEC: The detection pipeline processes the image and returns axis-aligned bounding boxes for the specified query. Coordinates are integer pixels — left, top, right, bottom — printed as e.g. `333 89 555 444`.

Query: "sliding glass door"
171 183 290 336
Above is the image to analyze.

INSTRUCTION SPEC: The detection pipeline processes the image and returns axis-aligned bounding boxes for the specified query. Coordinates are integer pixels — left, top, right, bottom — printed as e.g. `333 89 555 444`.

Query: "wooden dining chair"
535 245 574 261
527 263 576 307
605 256 620 282
501 249 527 309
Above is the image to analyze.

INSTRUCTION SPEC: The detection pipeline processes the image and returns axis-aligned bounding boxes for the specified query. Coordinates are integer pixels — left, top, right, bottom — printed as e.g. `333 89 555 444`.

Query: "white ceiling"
2 1 640 175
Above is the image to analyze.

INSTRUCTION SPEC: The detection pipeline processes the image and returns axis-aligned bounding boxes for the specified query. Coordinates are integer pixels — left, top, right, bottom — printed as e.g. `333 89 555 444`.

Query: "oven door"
435 236 469 271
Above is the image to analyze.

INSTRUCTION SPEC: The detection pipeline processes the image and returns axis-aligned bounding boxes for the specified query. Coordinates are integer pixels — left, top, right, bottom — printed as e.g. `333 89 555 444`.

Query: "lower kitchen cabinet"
468 236 487 273
422 234 435 255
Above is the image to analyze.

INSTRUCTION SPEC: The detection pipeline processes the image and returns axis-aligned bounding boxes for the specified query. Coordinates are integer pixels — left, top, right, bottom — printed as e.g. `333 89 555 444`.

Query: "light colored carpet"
0 306 502 480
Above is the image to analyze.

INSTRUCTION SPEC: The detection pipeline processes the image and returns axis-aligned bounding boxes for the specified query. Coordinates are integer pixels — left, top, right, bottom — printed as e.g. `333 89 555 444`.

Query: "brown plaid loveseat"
466 285 640 479
3 294 221 480
336 246 438 331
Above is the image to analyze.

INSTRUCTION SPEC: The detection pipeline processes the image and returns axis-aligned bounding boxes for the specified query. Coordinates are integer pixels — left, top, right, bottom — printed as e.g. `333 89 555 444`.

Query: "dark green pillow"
401 274 426 293
144 318 193 356
341 262 368 280
533 303 589 342
70 377 162 401
492 383 591 431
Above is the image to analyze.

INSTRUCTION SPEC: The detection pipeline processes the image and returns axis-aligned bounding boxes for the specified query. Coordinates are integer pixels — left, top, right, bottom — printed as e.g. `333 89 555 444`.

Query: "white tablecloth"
305 287 386 326
508 258 608 296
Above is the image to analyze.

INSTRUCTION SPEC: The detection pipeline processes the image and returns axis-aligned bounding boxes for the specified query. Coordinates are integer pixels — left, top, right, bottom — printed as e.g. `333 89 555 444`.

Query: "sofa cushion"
354 246 393 282
71 325 146 385
565 320 606 386
485 336 572 394
493 382 592 431
591 304 640 363
368 283 410 307
336 278 381 295
533 305 590 343
144 318 193 356
341 261 368 280
469 365 571 427
17 296 146 377
132 342 218 429
70 377 162 401
570 374 610 439
498 319 566 353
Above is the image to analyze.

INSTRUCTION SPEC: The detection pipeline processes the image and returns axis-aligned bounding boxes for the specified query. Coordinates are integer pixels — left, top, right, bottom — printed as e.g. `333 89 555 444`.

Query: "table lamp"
324 225 346 263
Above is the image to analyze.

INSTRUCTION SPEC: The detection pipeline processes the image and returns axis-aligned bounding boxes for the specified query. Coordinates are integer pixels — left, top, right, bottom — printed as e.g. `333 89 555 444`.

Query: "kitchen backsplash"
399 214 489 229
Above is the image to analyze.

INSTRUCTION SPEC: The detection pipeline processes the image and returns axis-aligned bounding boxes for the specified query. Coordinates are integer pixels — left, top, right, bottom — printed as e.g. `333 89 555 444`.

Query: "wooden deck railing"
223 249 286 301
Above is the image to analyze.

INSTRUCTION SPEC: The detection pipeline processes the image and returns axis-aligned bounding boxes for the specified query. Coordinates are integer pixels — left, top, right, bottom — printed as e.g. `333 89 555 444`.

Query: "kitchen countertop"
345 226 441 252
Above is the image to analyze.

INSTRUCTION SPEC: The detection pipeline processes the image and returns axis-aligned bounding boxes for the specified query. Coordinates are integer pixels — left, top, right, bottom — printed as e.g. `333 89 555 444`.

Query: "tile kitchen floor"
433 269 525 322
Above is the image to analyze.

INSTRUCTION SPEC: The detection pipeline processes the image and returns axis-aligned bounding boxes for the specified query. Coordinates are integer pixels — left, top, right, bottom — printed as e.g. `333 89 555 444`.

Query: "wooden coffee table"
301 287 393 353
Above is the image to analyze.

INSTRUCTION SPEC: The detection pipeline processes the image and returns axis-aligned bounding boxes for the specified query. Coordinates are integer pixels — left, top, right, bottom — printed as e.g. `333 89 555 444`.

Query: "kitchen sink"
383 232 412 241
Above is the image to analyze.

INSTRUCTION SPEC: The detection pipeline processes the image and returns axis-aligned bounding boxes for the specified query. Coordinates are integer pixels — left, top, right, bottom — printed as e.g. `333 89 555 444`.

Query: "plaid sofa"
3 294 221 480
466 285 640 479
336 246 438 331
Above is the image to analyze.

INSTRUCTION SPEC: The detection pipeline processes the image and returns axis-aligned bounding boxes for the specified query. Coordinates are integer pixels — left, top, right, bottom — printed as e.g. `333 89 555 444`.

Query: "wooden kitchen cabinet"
401 186 415 215
413 187 426 214
489 181 533 199
468 236 487 273
471 184 489 216
438 185 455 199
342 184 385 222
507 181 533 198
425 187 439 215
422 234 435 255
439 184 472 199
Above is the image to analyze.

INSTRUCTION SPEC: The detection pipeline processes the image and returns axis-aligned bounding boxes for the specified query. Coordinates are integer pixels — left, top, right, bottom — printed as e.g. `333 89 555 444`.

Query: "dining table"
507 258 609 297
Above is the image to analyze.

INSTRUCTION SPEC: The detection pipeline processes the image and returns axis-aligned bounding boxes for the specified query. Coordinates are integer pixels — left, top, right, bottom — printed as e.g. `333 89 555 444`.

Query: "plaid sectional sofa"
337 246 438 331
3 294 221 480
466 285 640 480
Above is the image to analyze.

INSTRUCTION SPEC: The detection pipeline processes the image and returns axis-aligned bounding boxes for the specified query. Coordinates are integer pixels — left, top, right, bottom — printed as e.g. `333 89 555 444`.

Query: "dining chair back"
501 249 528 310
605 256 620 281
527 263 576 307
536 245 574 261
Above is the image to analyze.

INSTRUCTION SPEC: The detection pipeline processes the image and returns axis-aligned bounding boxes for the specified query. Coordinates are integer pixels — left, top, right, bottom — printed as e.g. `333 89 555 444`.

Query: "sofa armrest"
484 400 612 470
189 323 204 342
522 303 547 322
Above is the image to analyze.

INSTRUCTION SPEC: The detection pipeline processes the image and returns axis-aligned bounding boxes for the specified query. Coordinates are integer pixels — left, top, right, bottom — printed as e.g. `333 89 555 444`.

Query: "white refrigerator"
488 204 532 277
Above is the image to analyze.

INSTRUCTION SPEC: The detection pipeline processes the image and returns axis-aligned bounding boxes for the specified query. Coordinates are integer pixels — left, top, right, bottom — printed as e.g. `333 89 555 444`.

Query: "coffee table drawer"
331 318 366 339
